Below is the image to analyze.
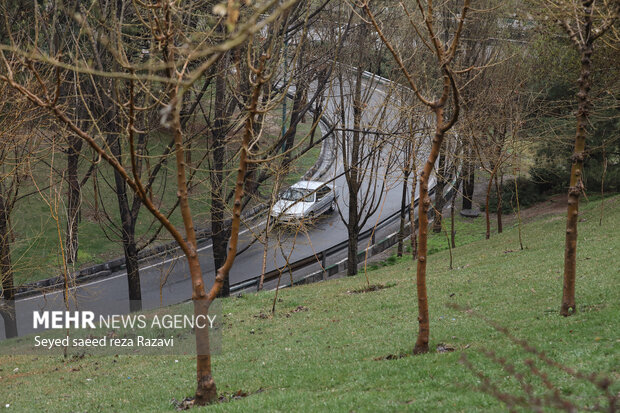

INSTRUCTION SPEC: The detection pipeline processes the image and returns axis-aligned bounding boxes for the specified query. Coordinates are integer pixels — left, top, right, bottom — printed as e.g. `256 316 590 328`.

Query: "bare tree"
539 0 620 316
333 14 401 276
363 0 470 354
0 85 44 338
453 0 504 213
0 0 300 404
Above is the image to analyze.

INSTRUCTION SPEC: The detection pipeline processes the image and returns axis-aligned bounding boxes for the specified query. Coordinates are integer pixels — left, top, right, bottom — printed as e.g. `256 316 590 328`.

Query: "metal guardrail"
230 184 442 293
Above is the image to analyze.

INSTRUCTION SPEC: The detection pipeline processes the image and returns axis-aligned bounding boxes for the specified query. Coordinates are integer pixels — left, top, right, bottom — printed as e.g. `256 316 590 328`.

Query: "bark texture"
414 108 445 354
556 0 618 316
561 1 594 317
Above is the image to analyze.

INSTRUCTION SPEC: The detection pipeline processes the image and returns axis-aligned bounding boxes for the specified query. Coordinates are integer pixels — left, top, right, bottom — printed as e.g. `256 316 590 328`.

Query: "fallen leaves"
171 397 194 411
436 343 455 353
285 306 309 318
253 312 270 320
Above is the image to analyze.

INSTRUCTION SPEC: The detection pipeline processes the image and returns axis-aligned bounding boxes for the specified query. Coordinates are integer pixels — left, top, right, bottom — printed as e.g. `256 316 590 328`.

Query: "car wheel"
329 200 336 212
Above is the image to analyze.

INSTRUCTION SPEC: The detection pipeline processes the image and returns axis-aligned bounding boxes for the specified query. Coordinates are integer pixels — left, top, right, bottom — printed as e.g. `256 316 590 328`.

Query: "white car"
270 180 337 223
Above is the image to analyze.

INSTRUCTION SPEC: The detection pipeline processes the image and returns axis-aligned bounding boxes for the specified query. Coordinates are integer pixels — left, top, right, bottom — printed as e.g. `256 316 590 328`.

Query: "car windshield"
280 188 313 202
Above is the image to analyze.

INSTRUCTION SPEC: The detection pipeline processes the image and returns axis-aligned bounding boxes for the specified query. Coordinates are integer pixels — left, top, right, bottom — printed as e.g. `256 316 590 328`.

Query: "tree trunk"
107 133 142 311
462 147 475 210
282 37 309 160
485 173 493 240
185 211 214 405
347 224 359 276
198 57 266 403
210 57 231 298
0 192 17 338
209 126 229 293
514 173 524 250
414 107 446 355
211 213 230 295
210 186 231 299
122 224 141 313
282 77 307 157
432 149 448 233
167 85 216 406
344 57 364 277
309 69 327 146
65 135 83 265
562 3 594 317
495 173 503 234
258 217 270 292
451 178 458 248
397 170 410 257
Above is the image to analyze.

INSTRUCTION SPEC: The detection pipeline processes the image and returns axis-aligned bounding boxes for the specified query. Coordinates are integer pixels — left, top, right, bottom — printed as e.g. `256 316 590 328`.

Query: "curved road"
1 73 432 339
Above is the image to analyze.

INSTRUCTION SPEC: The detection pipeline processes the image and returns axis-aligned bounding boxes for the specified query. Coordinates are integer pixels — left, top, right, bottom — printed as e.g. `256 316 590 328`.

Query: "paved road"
1 73 432 339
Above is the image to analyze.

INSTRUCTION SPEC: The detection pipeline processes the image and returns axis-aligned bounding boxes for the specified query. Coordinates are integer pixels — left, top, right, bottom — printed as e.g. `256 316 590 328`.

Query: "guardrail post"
321 252 328 280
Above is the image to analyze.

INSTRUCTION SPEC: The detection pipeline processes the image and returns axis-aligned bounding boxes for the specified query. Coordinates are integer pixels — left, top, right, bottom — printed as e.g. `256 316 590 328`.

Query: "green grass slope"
1 195 618 412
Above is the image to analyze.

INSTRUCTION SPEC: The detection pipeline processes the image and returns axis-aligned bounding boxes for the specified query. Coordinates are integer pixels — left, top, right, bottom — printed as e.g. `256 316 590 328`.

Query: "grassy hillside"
1 195 618 412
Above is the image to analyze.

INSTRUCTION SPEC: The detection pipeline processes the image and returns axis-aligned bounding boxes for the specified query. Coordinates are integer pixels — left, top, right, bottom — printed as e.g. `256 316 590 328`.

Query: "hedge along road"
1 71 434 339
